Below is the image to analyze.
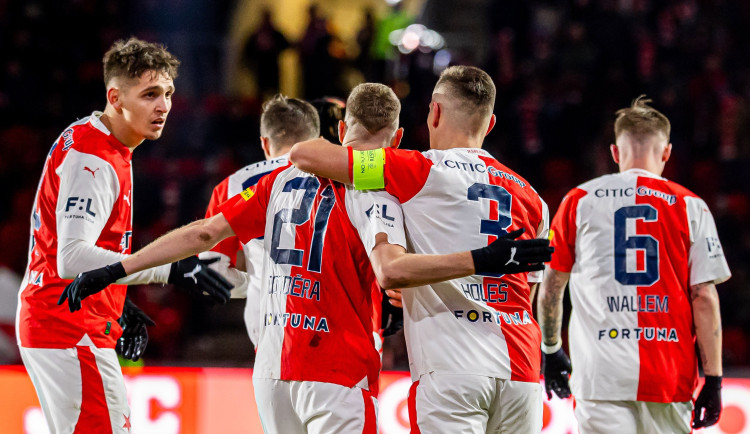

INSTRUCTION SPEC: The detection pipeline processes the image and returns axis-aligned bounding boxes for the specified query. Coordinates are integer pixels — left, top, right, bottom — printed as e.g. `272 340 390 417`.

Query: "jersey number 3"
270 177 334 272
614 205 659 286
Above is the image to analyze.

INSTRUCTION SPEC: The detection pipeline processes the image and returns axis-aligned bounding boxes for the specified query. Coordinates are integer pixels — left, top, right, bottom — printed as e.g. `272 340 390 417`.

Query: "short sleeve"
206 177 240 266
218 183 268 245
345 189 407 255
685 196 731 285
56 149 119 243
382 148 433 203
549 188 587 273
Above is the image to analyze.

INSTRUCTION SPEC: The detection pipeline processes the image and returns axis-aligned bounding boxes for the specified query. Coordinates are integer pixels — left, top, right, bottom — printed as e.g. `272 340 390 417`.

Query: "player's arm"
123 213 235 274
289 138 350 183
537 268 569 347
691 281 722 376
537 267 573 399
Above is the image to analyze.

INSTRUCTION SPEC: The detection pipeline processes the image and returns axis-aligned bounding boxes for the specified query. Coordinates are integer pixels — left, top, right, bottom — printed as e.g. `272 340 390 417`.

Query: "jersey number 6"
614 204 659 286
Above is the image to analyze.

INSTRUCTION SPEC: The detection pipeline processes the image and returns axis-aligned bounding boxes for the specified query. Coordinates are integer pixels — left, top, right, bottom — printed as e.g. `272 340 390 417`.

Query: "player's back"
554 168 729 402
18 113 132 349
221 164 403 391
382 147 548 382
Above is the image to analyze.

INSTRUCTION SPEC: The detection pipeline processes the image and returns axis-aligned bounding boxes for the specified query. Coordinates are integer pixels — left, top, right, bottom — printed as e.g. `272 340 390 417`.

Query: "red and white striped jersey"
17 113 133 349
365 147 549 383
219 164 406 391
549 168 731 402
205 156 289 345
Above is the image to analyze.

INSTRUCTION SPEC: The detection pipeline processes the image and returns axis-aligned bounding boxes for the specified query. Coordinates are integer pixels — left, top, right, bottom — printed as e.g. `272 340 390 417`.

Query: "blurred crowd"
1 0 749 371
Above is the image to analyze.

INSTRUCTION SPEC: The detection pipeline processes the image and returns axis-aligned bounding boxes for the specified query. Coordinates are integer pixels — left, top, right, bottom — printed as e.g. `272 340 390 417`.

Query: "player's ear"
107 87 122 110
662 143 672 163
610 144 620 164
390 128 404 149
485 114 496 137
430 102 441 129
338 120 347 143
260 136 271 159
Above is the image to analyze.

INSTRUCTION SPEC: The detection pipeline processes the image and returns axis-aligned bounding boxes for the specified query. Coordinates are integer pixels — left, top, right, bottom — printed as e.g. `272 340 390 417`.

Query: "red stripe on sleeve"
549 188 588 272
382 148 432 203
206 177 239 266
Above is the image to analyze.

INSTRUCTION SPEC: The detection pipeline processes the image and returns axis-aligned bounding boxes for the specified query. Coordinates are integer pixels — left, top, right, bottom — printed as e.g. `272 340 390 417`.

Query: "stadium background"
1 0 749 432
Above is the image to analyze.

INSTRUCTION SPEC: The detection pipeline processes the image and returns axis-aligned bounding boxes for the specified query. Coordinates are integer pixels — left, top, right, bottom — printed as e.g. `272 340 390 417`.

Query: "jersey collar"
89 111 133 162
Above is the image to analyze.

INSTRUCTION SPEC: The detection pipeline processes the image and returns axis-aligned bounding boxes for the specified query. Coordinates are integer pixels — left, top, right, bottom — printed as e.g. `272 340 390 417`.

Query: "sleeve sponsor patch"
240 187 255 201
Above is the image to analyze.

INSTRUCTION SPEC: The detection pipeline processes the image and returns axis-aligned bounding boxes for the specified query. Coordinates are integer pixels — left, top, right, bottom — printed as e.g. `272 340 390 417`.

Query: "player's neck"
619 160 664 176
100 109 143 152
430 129 484 150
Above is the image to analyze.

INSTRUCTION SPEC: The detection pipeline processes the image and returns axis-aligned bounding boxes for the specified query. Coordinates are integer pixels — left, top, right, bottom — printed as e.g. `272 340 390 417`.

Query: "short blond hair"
435 66 495 124
345 83 400 134
614 95 671 140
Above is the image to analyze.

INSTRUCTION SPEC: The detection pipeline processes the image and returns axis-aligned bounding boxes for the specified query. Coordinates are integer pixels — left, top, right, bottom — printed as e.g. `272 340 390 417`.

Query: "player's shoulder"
226 156 290 192
658 177 699 199
55 113 127 165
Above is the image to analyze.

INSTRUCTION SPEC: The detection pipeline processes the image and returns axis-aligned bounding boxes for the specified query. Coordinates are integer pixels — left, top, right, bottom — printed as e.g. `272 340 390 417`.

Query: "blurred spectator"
242 8 289 99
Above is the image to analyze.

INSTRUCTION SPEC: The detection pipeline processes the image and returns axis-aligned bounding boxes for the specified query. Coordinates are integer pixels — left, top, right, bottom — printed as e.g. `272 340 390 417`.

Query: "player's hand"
385 288 403 308
381 289 404 337
471 229 554 276
116 296 155 361
168 256 233 304
693 376 722 428
543 347 572 400
58 263 127 312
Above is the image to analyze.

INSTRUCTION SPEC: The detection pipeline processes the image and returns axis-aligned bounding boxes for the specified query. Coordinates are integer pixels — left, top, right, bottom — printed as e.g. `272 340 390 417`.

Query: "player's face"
119 71 174 142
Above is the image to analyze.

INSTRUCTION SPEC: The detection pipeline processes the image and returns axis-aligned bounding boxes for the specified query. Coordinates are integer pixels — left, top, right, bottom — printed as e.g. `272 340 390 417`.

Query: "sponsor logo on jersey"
264 312 329 332
29 271 43 286
606 295 668 313
593 186 676 205
364 203 396 227
267 274 321 301
120 231 132 253
83 166 100 178
61 128 75 151
240 187 255 201
454 309 533 326
64 196 96 220
598 327 678 342
706 236 724 258
442 160 527 187
123 189 131 207
636 186 676 205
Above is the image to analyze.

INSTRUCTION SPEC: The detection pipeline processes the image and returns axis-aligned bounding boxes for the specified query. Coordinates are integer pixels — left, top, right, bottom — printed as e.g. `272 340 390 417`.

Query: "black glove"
116 296 155 361
471 229 554 276
543 347 572 400
168 256 233 304
693 376 722 428
381 291 404 337
59 263 127 312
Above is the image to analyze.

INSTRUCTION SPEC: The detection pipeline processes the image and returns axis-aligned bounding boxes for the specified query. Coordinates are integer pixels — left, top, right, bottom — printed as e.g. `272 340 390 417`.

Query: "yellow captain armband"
352 148 385 190
240 187 255 201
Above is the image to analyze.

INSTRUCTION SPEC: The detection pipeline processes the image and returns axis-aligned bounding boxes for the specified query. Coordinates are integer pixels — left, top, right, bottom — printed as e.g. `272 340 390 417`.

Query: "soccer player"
289 66 552 433
203 95 320 347
63 82 550 433
17 38 231 433
537 96 730 433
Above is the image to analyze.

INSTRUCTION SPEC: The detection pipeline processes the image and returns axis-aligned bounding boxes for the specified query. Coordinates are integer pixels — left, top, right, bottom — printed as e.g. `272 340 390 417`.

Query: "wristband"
351 148 385 190
703 375 722 389
541 340 562 354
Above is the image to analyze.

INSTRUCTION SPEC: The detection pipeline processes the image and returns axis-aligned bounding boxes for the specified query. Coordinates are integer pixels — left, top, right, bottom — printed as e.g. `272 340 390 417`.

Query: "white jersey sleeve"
345 188 407 255
685 196 731 285
55 149 169 284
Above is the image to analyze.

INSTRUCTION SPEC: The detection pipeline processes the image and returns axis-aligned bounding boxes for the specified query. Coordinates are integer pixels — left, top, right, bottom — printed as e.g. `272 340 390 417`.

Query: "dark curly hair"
103 37 180 86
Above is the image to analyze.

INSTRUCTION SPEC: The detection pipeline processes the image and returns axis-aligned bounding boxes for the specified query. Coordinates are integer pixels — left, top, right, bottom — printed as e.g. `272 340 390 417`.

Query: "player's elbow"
288 143 316 173
373 262 409 289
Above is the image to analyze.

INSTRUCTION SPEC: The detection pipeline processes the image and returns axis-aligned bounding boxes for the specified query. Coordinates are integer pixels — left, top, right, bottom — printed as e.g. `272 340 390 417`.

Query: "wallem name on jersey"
598 327 678 342
594 186 677 205
267 274 321 301
64 196 96 223
442 160 526 188
453 309 533 326
606 295 669 313
264 312 329 332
